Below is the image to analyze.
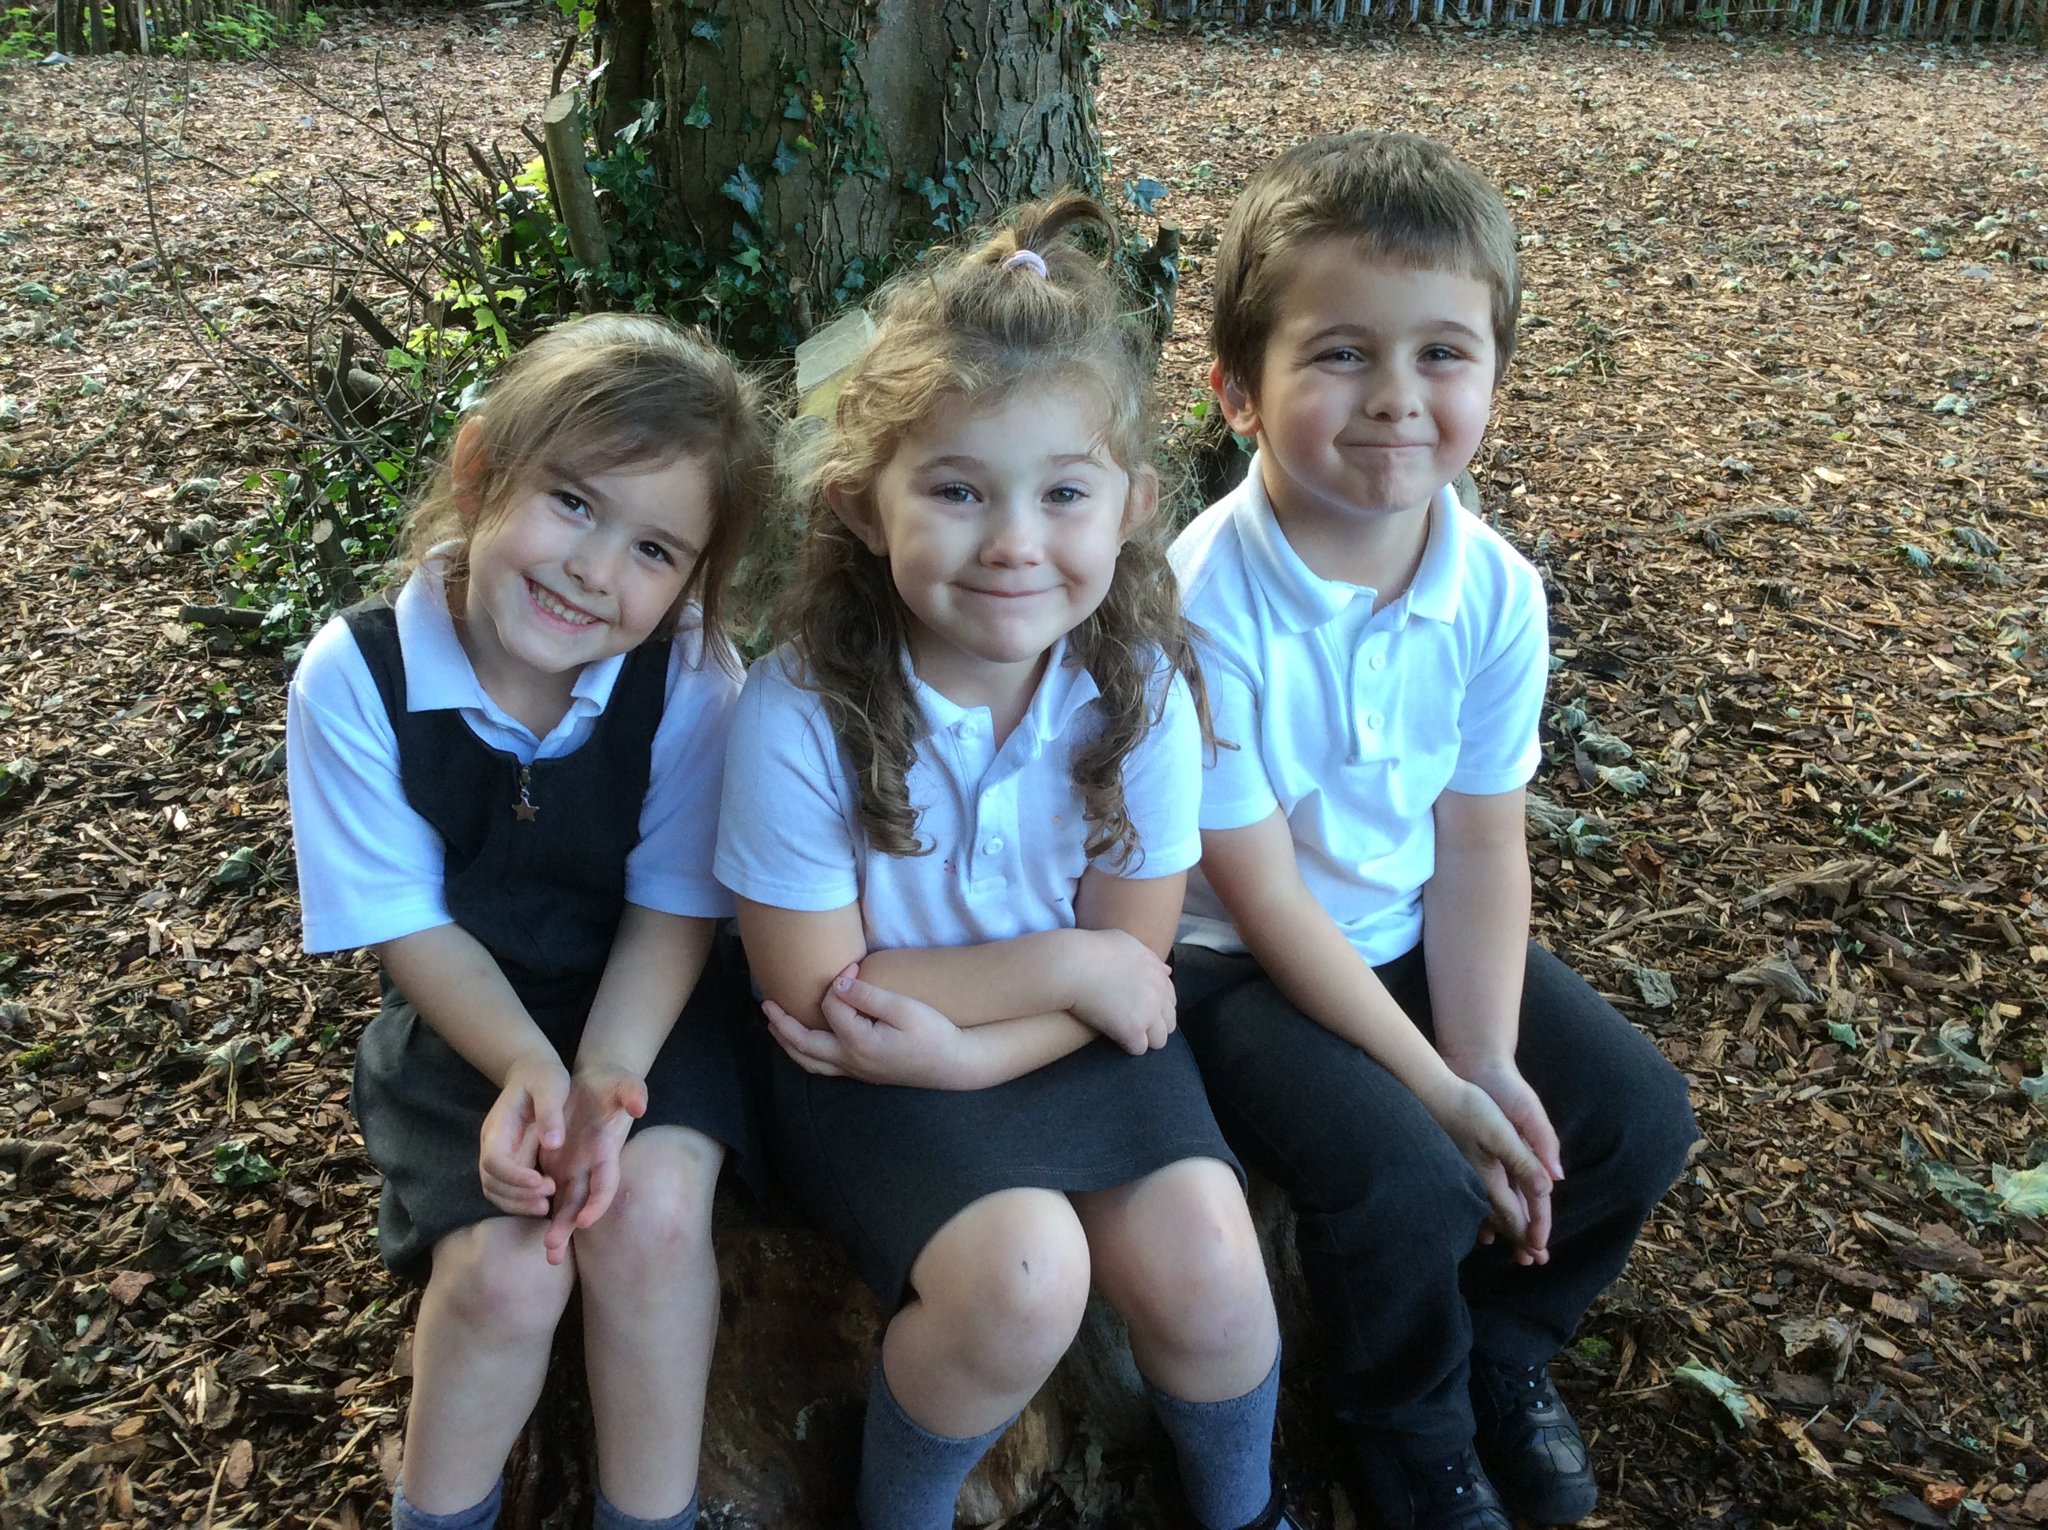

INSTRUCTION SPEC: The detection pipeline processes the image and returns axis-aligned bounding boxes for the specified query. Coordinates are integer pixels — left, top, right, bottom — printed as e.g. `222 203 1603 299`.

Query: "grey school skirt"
352 942 765 1278
769 1030 1241 1308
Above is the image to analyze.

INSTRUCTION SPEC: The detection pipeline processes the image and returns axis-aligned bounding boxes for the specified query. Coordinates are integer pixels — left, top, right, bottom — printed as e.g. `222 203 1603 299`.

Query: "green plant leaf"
721 163 762 220
212 1140 279 1187
1993 1164 2048 1219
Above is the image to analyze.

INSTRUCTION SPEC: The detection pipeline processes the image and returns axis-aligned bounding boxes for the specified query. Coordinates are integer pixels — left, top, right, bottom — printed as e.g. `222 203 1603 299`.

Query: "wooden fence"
48 0 304 55
1147 0 2044 39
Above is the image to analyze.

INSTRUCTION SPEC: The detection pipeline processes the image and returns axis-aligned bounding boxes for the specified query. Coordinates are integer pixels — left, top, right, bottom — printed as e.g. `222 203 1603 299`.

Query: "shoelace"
1414 1452 1490 1508
1496 1362 1560 1418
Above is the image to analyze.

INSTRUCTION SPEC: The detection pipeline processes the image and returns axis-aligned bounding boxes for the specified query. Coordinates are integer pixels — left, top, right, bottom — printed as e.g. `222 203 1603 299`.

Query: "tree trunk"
591 0 1102 342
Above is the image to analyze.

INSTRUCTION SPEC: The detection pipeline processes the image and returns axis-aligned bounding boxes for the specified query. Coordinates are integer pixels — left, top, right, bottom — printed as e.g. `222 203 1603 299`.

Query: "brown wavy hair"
394 313 772 664
782 192 1206 867
1212 130 1522 392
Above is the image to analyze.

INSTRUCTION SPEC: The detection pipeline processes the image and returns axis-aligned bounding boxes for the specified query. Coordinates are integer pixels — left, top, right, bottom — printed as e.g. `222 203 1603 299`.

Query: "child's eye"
554 491 592 518
1422 345 1466 364
930 482 979 504
636 540 675 565
1045 484 1088 507
1317 346 1364 365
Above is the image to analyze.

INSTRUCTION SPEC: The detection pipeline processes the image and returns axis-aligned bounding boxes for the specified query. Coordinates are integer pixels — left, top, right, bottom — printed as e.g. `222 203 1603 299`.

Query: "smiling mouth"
528 579 600 627
962 586 1052 600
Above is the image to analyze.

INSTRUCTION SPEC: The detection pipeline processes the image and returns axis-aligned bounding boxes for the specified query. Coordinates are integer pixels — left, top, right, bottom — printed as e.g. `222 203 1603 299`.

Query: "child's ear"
825 482 887 557
449 419 489 520
1209 361 1260 440
1120 466 1160 538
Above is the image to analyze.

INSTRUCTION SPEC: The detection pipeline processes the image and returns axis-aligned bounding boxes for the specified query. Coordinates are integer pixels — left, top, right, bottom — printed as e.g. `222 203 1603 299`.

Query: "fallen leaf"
1674 1360 1764 1429
224 1438 254 1490
107 1270 153 1305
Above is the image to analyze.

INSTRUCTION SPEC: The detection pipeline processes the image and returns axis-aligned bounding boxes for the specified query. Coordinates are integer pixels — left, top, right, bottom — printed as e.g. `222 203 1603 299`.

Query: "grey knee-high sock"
855 1365 1016 1530
392 1479 502 1530
593 1488 698 1530
1147 1353 1282 1530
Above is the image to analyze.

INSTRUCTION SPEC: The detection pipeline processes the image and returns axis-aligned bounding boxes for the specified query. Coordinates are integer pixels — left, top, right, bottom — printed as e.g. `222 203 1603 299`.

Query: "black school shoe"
1346 1438 1511 1530
1468 1357 1599 1524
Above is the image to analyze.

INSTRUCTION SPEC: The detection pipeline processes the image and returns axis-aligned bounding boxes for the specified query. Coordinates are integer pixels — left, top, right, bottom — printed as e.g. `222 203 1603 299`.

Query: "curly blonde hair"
782 192 1205 866
395 313 772 661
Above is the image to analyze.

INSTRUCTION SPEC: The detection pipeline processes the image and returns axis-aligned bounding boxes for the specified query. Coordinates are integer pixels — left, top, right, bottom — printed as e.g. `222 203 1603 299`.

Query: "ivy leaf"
1933 393 1970 416
689 16 723 51
1950 526 1998 556
1123 176 1168 214
1992 1163 2048 1219
212 847 260 887
212 1140 280 1187
771 141 801 177
721 163 763 221
1895 543 1933 572
1594 763 1647 798
683 86 712 130
782 86 807 121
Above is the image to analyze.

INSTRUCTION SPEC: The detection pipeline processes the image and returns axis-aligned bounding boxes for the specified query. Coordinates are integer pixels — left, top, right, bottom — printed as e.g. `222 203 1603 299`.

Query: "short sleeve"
1190 639 1281 832
1446 565 1549 797
625 638 741 918
1094 668 1203 880
713 656 863 913
285 617 454 952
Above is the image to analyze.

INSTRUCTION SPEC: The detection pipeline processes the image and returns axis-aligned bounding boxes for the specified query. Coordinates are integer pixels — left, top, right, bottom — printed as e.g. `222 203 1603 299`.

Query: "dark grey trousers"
1172 940 1697 1457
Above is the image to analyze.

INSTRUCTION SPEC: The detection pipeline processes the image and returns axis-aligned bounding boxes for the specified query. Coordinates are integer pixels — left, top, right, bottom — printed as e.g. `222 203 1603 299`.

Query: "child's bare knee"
577 1134 719 1278
918 1193 1091 1378
1117 1179 1272 1344
427 1219 572 1337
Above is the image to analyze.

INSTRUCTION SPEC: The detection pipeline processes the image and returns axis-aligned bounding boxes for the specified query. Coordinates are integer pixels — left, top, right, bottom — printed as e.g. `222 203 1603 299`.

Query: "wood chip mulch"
2 11 2045 1528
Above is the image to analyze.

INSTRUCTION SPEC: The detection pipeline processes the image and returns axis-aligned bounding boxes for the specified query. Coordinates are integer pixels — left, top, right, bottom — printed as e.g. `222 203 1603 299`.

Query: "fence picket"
1146 0 2036 32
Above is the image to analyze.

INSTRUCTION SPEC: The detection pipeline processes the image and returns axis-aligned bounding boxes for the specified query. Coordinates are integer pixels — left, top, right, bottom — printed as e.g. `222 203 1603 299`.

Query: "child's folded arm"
770 974 1096 1091
852 926 1173 1056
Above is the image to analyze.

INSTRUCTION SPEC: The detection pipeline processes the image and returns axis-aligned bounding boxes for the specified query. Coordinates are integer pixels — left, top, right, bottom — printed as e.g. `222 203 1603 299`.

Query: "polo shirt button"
1369 652 1387 671
984 837 1004 854
1366 712 1385 730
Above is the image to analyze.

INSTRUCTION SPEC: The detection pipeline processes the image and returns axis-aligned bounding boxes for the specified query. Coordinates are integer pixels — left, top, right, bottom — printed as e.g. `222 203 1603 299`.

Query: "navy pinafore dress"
342 599 762 1277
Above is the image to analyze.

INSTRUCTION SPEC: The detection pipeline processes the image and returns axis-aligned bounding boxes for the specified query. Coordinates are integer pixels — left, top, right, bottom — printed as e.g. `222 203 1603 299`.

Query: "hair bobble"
1002 249 1049 279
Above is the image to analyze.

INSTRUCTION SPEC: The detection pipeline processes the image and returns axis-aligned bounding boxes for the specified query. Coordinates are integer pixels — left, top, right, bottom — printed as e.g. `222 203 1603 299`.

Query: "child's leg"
402 1216 577 1514
1174 948 1492 1460
573 1125 724 1523
860 1187 1092 1530
1074 1158 1281 1530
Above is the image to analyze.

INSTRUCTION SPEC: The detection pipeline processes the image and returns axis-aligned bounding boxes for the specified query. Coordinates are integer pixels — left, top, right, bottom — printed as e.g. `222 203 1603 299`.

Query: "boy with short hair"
1170 131 1697 1530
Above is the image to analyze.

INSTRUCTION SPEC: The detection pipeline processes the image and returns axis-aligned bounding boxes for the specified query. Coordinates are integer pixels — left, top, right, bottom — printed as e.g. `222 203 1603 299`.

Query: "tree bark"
591 0 1102 339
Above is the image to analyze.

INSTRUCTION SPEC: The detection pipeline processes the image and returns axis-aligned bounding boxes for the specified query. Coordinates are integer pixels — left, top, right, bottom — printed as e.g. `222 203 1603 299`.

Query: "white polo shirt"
287 554 740 954
1171 460 1548 966
714 641 1201 952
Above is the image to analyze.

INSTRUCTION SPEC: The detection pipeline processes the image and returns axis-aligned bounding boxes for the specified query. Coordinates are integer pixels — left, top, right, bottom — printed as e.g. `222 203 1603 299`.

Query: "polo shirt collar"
394 550 622 724
909 636 1100 747
1229 454 1466 631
